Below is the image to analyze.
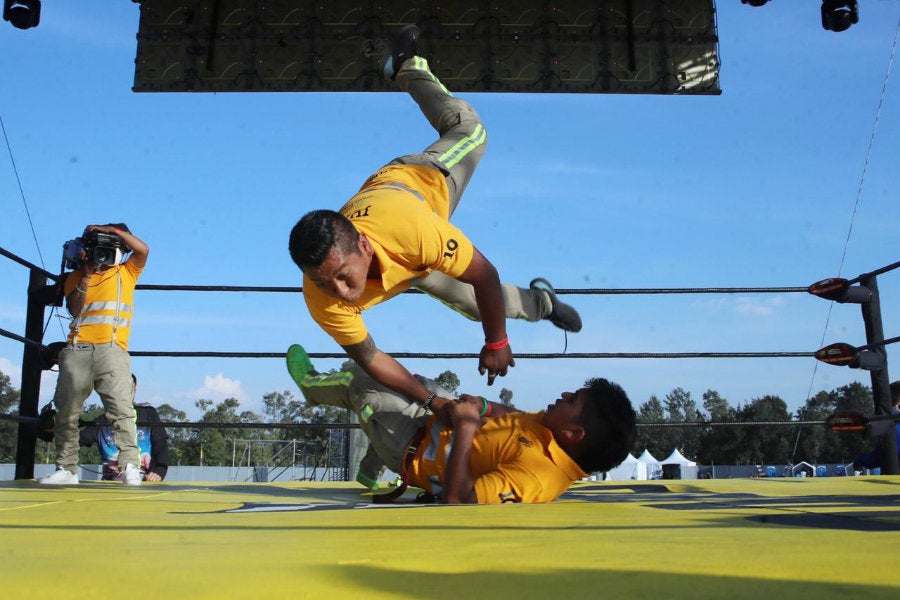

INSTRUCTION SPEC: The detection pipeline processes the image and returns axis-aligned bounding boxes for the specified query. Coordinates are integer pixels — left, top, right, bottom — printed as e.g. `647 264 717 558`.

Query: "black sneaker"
381 25 420 79
530 278 582 333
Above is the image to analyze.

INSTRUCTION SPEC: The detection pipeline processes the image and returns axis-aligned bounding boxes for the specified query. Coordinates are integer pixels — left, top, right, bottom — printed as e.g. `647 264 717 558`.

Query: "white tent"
661 449 696 466
637 449 658 463
661 449 698 479
604 453 648 481
637 449 662 480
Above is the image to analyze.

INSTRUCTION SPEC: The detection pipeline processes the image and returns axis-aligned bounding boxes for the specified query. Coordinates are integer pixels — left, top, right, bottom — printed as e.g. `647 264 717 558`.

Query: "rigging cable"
0 114 67 340
795 17 900 462
0 114 45 270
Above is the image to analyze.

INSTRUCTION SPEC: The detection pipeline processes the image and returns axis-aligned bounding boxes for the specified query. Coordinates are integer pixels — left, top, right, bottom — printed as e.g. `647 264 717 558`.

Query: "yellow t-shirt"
304 164 476 346
65 260 143 350
409 412 588 504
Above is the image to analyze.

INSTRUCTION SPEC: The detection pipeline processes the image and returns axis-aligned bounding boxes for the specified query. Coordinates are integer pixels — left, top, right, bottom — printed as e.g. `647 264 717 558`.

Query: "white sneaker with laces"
38 468 79 485
121 463 143 486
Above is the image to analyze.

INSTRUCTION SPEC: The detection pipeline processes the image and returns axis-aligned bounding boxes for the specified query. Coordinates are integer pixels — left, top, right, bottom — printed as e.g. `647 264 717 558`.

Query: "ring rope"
0 412 828 429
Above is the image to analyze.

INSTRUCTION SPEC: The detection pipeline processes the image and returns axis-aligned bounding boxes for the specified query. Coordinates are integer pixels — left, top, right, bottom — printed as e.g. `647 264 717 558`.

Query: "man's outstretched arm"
458 393 521 419
342 334 452 414
455 248 515 385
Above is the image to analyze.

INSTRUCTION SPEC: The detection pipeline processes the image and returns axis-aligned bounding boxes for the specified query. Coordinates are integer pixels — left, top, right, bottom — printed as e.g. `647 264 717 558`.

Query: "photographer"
39 223 150 486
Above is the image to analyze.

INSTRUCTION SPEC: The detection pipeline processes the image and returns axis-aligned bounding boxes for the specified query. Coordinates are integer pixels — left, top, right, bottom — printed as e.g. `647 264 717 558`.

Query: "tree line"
0 367 877 468
0 367 485 469
635 383 874 466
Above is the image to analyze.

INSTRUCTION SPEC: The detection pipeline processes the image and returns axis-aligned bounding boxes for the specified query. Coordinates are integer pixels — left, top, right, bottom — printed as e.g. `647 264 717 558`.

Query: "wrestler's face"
541 389 586 431
305 239 373 303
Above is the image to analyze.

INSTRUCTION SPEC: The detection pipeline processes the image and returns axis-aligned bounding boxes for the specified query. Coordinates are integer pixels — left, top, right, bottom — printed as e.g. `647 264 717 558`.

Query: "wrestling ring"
2 243 899 599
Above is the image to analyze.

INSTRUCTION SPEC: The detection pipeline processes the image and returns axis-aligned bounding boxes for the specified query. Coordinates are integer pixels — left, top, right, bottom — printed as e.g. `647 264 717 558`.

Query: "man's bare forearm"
443 402 481 503
342 336 449 410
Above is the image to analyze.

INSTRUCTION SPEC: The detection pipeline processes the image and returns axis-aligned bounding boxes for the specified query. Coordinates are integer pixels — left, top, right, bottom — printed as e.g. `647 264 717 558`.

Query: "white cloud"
0 357 58 404
178 373 246 403
0 357 21 388
734 296 785 317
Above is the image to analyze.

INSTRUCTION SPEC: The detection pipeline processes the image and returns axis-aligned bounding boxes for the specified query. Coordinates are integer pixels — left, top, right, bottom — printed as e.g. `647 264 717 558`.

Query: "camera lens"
93 247 116 265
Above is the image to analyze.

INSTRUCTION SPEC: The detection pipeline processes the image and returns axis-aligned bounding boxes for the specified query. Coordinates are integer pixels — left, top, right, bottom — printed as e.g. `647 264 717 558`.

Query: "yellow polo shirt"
409 412 588 504
304 164 475 346
65 260 143 350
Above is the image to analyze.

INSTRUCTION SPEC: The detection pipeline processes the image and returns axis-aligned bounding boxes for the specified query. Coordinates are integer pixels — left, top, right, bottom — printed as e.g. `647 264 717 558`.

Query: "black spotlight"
3 0 40 30
741 0 771 6
821 0 859 33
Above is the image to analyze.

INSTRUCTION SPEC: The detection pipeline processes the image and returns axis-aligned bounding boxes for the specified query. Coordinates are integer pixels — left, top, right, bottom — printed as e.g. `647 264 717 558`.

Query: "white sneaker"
38 468 79 485
121 463 142 486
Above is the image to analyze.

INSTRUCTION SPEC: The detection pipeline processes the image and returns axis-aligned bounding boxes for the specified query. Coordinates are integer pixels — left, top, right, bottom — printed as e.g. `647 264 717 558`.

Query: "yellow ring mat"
1 476 898 599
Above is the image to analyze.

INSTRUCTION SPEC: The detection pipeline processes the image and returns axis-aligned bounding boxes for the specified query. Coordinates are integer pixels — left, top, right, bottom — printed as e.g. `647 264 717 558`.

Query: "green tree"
636 389 703 461
263 389 347 440
262 389 306 425
696 390 738 464
795 383 872 465
0 370 21 463
254 389 351 470
635 395 666 457
828 382 874 463
184 397 261 466
664 387 702 459
434 370 461 395
793 390 831 465
732 395 792 465
157 403 189 465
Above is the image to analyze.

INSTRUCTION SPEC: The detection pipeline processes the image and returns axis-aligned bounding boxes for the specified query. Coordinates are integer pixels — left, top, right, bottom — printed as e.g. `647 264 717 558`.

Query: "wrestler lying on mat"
287 344 636 504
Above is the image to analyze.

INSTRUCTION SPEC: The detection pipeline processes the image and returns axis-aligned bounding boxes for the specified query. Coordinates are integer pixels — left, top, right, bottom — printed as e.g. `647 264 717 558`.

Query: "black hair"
288 210 360 269
571 377 637 473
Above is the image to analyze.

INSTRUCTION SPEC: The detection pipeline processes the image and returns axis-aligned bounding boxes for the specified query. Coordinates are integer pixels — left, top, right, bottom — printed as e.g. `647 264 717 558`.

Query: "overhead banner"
133 0 720 94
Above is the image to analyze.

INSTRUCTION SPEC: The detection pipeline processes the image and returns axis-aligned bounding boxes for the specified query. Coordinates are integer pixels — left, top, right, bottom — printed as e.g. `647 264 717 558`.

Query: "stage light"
740 0 770 6
821 0 858 32
3 0 40 30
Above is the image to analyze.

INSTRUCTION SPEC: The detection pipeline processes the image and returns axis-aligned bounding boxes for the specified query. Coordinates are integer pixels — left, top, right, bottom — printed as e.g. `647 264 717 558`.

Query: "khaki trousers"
52 344 138 473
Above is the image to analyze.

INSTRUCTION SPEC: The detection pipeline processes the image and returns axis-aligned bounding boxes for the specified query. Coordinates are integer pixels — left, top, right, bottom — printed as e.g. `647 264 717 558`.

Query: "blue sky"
1 1 898 420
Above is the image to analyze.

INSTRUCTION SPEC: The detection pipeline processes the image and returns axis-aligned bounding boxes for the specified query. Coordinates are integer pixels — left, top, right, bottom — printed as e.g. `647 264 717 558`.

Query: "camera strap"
111 267 123 345
71 265 124 346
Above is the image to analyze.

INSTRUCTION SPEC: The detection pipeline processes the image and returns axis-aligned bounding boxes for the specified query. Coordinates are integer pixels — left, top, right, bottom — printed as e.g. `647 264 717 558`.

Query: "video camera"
63 229 127 270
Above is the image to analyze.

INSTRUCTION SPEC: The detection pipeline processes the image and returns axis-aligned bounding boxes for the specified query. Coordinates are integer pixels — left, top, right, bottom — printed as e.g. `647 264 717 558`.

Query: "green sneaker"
286 344 317 387
356 472 380 491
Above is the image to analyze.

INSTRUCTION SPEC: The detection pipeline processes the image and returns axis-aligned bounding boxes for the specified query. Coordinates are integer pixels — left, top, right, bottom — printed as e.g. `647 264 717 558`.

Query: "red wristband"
484 336 509 351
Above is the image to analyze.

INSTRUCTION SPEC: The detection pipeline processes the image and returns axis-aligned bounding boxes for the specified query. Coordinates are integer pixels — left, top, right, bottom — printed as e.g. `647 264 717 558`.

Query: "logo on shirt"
443 238 458 259
346 204 372 219
517 435 534 448
498 491 520 503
